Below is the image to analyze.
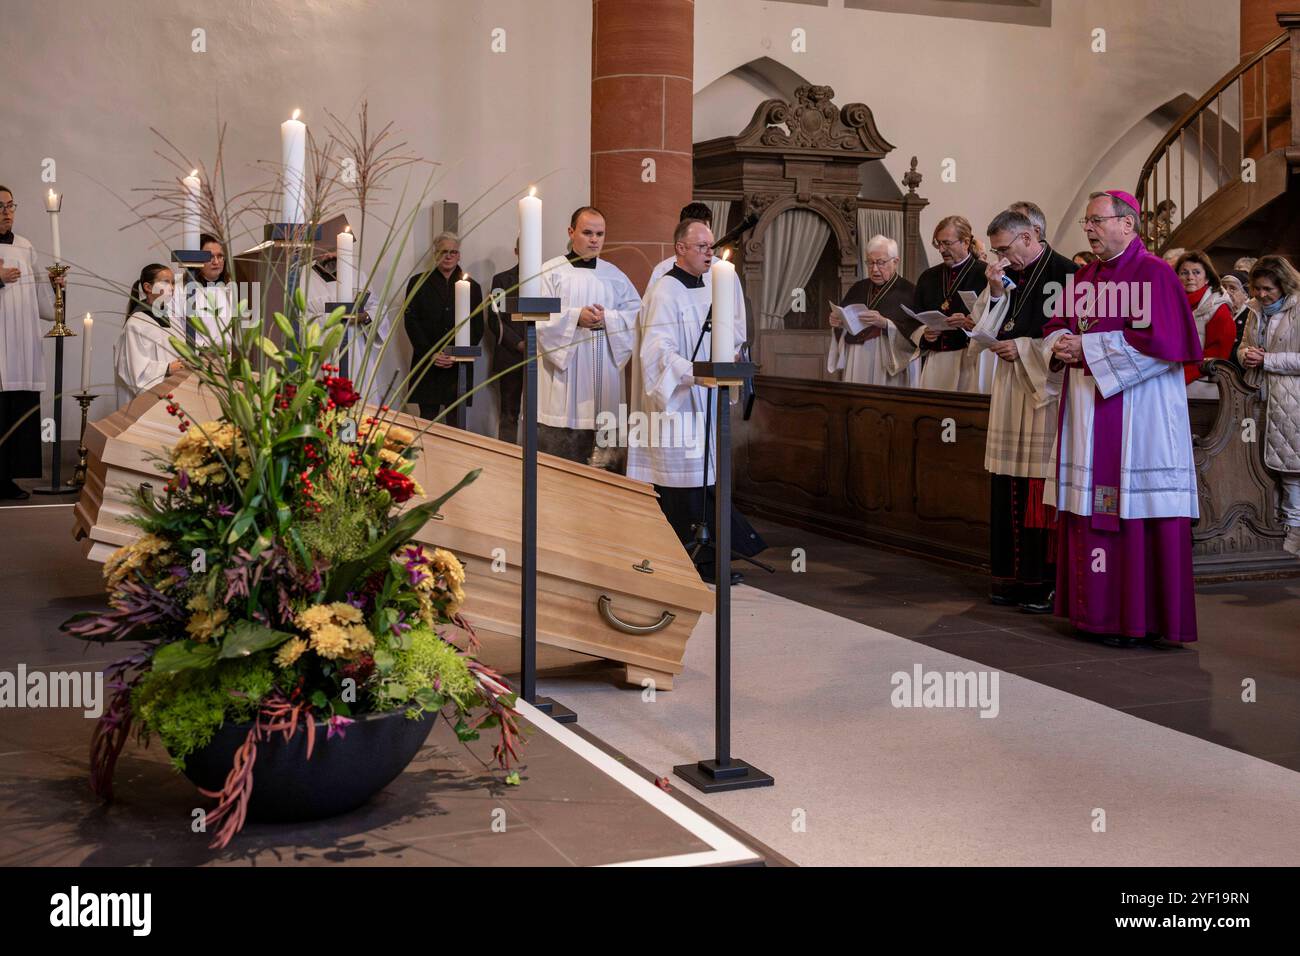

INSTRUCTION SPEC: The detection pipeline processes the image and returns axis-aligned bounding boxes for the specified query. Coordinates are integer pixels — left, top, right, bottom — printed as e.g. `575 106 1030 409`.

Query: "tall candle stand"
444 345 481 431
35 264 75 496
70 392 98 488
504 296 576 724
673 360 773 793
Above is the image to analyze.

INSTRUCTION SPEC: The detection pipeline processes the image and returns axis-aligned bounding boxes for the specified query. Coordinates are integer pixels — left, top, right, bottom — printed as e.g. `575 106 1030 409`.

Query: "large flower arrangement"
63 294 521 849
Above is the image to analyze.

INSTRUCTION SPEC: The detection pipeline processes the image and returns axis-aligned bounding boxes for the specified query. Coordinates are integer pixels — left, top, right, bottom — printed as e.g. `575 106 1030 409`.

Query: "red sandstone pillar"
590 0 694 293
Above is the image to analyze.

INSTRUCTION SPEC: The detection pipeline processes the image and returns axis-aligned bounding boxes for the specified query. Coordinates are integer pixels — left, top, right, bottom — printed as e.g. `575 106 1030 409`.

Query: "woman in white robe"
115 264 184 408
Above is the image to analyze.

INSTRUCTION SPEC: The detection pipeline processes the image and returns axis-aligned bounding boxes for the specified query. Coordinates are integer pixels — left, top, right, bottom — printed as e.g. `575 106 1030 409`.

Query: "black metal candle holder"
673 360 773 793
444 345 481 431
503 296 575 723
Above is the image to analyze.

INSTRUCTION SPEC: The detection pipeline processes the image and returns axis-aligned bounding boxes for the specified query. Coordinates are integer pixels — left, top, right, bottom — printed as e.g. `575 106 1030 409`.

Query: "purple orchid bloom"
326 715 355 741
215 503 234 517
177 469 190 491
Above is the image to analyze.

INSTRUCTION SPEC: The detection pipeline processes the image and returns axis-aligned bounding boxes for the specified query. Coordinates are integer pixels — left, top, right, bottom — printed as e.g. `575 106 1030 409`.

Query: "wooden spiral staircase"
1136 13 1300 265
1134 13 1300 578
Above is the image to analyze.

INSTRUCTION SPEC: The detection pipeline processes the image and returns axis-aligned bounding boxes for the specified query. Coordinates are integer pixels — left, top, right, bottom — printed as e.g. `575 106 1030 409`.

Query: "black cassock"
913 254 989 355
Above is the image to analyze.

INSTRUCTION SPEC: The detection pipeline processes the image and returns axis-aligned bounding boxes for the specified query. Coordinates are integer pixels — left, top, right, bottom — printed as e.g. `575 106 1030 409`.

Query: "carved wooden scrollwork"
735 84 894 157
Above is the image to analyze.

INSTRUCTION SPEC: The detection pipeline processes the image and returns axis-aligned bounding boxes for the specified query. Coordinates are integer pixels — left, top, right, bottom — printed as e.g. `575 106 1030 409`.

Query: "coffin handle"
597 595 676 635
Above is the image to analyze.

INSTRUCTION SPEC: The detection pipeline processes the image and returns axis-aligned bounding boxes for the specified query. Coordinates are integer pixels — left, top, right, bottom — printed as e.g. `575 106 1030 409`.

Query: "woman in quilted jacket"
1239 255 1300 556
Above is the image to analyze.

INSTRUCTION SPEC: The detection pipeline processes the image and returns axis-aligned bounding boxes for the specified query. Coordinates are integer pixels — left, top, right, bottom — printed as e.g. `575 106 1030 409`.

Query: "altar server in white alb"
536 206 641 469
629 219 748 576
647 202 748 327
115 263 186 408
827 234 919 387
647 202 717 289
0 185 59 500
177 233 237 350
304 249 390 403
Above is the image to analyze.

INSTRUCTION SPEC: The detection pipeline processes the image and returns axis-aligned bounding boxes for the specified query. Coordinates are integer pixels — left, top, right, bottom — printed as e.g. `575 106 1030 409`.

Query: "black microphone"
712 212 759 251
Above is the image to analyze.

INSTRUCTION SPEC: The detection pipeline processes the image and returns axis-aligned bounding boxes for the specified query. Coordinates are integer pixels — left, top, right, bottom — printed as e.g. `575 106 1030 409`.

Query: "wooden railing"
1135 30 1290 251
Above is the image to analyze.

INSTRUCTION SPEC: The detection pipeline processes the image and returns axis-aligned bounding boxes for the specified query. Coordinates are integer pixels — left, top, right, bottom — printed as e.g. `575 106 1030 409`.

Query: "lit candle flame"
344 224 351 233
190 169 199 178
291 108 301 121
722 248 732 261
528 186 537 198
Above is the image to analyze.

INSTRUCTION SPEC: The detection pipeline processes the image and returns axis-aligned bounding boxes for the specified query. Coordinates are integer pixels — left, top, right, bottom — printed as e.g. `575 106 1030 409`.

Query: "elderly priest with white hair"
827 234 919 387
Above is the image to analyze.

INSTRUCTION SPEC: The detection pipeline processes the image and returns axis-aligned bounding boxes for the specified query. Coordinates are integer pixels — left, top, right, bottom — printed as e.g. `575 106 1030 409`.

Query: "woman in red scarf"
1174 250 1235 398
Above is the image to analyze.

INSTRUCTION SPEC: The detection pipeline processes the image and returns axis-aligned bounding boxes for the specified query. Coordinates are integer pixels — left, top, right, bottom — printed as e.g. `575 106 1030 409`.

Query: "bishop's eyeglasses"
1077 214 1124 228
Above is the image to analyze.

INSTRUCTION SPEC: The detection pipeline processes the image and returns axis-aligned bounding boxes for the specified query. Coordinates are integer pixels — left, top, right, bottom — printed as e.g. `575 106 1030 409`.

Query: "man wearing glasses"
0 186 60 500
629 218 752 582
911 215 989 392
827 234 919 387
968 208 1077 613
1042 189 1203 647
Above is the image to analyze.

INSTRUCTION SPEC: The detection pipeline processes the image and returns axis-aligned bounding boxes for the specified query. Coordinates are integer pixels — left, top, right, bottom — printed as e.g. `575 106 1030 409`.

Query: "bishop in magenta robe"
1042 190 1203 646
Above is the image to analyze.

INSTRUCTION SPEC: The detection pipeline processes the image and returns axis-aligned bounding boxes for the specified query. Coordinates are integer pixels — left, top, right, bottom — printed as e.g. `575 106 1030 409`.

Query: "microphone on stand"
711 212 759 252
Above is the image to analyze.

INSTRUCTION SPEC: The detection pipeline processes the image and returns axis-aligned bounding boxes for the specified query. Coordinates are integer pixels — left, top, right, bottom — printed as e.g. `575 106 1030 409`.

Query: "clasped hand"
578 304 605 330
1051 333 1084 365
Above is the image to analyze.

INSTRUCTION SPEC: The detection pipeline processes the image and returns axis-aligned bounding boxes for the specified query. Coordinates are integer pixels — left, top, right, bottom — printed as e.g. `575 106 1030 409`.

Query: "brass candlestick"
71 391 98 488
35 263 76 495
45 263 73 337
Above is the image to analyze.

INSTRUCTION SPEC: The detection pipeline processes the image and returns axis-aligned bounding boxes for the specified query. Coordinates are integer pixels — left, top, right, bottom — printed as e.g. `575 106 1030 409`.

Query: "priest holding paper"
536 206 641 469
628 219 753 582
0 185 58 499
827 235 919 387
1043 190 1202 646
970 208 1077 612
911 216 988 392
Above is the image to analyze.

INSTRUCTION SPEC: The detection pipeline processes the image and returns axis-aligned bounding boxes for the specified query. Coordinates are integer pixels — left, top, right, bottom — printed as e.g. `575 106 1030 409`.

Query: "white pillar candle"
81 313 93 392
518 187 542 299
455 273 471 347
182 171 201 250
46 190 62 262
336 226 355 302
710 253 736 363
280 109 307 225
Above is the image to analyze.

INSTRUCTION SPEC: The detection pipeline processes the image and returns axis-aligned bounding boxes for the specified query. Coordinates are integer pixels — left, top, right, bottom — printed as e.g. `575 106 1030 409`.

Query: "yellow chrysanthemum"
103 533 174 589
295 604 337 631
309 622 351 659
275 637 308 668
170 421 252 482
332 603 364 626
186 606 228 643
345 625 375 654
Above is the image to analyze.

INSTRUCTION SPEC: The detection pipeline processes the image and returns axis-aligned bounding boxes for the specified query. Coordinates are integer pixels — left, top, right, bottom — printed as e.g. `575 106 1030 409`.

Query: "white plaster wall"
695 0 1240 261
1 0 592 433
2 0 1243 436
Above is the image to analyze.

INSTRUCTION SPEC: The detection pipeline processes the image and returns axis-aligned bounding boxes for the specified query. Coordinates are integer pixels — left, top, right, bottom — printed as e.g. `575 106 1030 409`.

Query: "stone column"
590 0 694 293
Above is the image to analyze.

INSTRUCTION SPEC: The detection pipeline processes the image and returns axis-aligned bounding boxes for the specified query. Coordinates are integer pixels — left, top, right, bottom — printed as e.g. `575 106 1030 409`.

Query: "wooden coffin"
72 372 712 689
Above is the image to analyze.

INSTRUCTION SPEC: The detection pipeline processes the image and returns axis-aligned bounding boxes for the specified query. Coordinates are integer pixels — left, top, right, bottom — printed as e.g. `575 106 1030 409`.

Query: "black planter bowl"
179 708 435 823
